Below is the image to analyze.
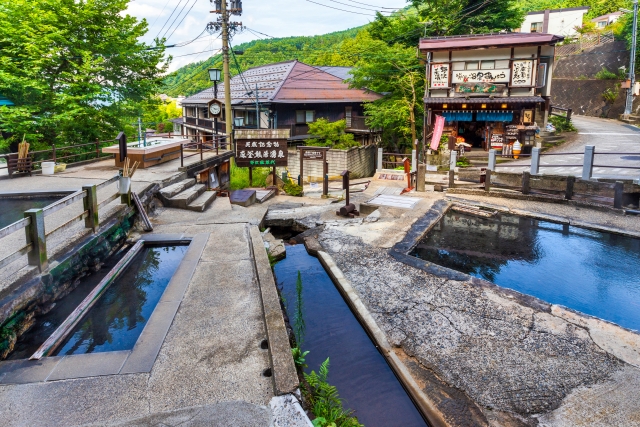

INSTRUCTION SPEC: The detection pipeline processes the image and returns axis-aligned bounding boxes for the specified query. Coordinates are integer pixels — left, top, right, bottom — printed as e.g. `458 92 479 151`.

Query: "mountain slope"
163 26 362 97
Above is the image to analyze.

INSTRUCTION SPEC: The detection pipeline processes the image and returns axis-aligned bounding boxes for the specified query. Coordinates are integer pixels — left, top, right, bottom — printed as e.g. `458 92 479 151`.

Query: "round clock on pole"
209 100 222 118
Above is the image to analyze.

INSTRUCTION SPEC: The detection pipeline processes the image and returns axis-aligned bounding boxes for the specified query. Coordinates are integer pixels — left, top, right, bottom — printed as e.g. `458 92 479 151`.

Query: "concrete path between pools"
0 198 309 427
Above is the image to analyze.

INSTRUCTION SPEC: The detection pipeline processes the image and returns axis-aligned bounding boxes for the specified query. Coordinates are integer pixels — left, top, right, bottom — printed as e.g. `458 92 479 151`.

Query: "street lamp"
208 68 222 147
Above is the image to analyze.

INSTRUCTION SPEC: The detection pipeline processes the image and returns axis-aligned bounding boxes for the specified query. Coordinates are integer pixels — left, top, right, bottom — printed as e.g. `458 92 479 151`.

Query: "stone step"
167 184 206 209
160 179 196 201
186 190 217 212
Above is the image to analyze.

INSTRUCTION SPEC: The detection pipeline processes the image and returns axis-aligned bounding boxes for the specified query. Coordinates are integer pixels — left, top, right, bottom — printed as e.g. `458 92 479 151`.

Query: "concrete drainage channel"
265 224 440 427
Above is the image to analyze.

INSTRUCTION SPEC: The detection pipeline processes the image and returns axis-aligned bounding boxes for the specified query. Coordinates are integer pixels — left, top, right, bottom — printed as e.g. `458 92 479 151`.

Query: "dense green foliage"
304 358 363 427
517 0 631 20
549 115 577 132
229 162 271 189
0 0 167 151
142 98 182 132
306 119 359 150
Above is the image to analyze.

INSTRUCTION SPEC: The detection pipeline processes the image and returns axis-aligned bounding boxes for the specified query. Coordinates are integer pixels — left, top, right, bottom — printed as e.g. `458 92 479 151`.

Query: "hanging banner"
430 115 445 150
430 63 450 88
512 60 534 86
453 69 510 84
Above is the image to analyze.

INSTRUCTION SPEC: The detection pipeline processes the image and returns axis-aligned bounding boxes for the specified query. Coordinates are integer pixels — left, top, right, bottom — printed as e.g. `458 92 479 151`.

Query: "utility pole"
625 0 638 116
255 83 260 129
210 1 242 148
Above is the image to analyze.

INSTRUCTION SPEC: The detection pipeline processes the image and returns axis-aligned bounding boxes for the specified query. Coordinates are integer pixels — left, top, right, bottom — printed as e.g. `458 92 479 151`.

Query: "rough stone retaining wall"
287 145 375 179
551 41 640 117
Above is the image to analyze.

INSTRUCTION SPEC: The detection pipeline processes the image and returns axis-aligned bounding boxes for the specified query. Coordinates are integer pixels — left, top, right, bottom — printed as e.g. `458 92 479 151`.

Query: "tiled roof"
419 33 564 51
181 61 380 106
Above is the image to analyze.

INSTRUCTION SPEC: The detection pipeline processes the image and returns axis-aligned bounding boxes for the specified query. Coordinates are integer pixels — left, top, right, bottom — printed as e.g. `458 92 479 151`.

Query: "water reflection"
54 245 187 355
274 245 428 427
411 211 640 331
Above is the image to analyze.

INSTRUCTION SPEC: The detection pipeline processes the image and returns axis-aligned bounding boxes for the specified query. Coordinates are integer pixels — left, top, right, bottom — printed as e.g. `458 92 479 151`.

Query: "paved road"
500 115 640 179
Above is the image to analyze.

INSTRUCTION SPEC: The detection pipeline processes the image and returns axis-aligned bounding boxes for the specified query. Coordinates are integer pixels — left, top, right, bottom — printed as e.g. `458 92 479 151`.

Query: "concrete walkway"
0 195 309 426
500 115 640 179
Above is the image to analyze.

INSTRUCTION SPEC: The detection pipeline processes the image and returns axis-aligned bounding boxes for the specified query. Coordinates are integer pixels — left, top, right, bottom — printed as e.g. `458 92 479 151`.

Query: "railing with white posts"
0 175 126 272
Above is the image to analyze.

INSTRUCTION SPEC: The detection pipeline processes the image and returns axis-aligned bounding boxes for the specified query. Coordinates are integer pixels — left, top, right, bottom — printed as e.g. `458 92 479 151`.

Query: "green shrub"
549 115 577 133
595 67 619 80
304 358 363 427
602 85 621 104
456 156 471 167
229 164 271 190
284 181 303 197
306 119 360 150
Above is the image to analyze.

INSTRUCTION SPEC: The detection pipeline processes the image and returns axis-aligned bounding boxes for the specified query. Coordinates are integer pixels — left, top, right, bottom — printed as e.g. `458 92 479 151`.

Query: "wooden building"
178 60 382 145
420 33 563 153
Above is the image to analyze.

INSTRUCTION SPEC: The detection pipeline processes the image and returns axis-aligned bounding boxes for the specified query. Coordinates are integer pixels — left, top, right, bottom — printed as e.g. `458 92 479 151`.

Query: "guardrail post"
83 185 99 232
613 181 624 209
488 149 496 171
24 209 47 272
449 150 457 171
485 169 491 192
530 147 541 175
180 143 184 168
565 176 575 200
377 147 383 170
411 149 417 172
582 145 595 180
521 172 531 194
448 170 455 188
52 144 56 163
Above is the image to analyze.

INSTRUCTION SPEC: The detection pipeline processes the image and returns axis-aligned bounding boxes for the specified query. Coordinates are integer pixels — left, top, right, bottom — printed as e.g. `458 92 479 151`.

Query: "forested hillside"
163 27 362 97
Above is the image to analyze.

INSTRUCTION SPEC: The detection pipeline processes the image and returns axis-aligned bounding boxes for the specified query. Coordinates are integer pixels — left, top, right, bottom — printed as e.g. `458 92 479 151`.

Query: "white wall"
520 9 589 37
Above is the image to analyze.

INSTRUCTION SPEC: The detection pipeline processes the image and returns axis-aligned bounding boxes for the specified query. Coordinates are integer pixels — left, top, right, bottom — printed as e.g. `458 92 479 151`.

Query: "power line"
161 0 193 39
165 0 200 42
156 0 186 39
325 0 396 13
147 0 174 30
343 0 398 9
305 0 379 16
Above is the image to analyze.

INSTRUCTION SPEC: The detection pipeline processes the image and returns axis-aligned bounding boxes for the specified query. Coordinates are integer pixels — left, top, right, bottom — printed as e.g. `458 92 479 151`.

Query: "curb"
248 225 299 396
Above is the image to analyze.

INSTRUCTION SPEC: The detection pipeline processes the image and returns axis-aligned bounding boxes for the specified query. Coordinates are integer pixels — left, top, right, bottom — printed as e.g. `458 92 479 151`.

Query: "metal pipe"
625 0 638 116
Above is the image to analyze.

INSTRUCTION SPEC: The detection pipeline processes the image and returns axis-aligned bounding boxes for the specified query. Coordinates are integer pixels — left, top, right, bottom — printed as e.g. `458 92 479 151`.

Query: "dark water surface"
410 211 640 331
7 246 131 360
0 197 61 229
53 244 188 356
274 245 428 427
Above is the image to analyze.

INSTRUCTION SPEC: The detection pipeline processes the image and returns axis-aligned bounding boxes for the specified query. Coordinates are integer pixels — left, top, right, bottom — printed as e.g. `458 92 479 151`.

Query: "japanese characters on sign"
452 69 510 84
455 83 505 94
235 139 288 167
430 63 450 88
301 149 326 160
511 60 533 86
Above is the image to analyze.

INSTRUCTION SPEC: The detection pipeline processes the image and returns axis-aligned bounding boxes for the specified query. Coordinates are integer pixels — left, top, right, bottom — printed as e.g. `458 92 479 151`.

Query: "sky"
125 0 409 72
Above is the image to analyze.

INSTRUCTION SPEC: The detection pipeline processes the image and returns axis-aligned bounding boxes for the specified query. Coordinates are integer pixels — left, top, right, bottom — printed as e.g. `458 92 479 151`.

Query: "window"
465 62 479 70
597 21 607 28
481 61 495 70
296 110 315 123
530 22 543 33
452 62 465 71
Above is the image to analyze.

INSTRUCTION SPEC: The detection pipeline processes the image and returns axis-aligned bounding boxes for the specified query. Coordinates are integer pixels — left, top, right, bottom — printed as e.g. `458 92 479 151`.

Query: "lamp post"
624 2 638 116
208 68 222 147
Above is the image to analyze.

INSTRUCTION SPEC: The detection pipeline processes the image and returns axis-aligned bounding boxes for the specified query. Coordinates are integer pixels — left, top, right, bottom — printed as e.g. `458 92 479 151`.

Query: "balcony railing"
182 116 226 133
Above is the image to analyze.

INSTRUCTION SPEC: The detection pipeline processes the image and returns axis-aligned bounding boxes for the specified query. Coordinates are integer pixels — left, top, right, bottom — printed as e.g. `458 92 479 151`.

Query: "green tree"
306 119 359 150
0 0 168 149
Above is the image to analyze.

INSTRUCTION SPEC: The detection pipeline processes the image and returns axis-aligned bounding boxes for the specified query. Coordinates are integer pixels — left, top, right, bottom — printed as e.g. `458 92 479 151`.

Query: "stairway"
538 130 565 148
158 178 216 212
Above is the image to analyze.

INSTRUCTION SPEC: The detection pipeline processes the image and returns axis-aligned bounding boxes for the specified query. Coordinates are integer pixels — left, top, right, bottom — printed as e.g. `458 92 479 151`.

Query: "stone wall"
551 41 640 117
287 145 376 180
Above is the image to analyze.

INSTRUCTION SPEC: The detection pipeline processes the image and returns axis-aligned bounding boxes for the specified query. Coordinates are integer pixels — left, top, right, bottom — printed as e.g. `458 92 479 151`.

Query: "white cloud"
126 0 408 72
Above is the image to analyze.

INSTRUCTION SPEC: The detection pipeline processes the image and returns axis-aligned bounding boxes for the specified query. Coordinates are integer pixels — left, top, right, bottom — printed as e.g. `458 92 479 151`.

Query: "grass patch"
284 181 303 196
229 164 271 190
456 156 471 167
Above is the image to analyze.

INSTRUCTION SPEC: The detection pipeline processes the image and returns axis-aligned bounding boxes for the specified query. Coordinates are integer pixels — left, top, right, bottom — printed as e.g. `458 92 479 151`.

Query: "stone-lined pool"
410 210 640 331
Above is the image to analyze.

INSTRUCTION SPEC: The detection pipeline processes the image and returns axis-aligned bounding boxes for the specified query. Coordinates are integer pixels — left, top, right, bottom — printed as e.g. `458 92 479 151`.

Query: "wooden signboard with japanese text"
301 148 328 161
235 129 290 168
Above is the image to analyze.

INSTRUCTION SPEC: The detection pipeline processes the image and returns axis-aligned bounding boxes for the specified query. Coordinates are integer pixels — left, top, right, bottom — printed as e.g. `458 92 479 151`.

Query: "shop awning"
442 112 473 122
476 112 514 121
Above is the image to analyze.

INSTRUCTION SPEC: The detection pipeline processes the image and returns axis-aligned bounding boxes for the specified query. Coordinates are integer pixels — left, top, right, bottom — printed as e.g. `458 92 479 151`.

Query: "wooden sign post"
336 170 359 218
235 129 290 188
299 146 330 196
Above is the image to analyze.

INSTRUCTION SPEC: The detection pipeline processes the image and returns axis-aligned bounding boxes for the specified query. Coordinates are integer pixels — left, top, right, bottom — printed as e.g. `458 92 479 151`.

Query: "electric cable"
305 0 379 16
156 0 186 39
165 0 200 42
161 0 194 40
